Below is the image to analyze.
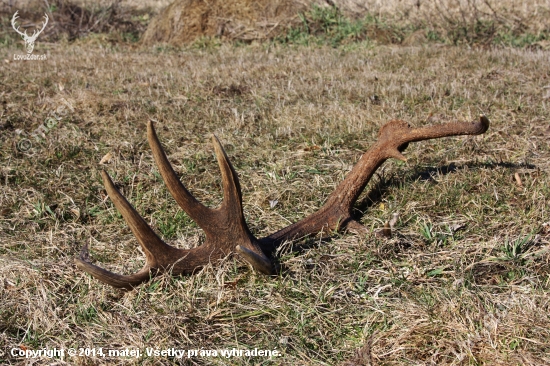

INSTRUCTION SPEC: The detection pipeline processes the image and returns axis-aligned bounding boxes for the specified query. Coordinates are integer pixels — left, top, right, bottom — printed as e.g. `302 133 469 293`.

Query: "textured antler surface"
75 121 273 289
76 116 489 289
264 116 490 245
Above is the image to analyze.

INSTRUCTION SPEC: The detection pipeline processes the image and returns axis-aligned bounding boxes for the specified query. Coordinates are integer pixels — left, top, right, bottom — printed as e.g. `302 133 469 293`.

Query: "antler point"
100 169 112 183
389 149 407 162
211 135 224 154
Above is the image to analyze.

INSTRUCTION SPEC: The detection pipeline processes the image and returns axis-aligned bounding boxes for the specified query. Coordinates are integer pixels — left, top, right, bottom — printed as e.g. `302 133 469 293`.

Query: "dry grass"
0 0 151 44
142 0 308 45
3 0 548 47
1 6 550 365
141 0 550 46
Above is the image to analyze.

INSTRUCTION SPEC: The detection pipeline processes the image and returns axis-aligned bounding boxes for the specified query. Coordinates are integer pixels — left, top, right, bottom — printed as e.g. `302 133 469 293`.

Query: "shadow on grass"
353 160 536 217
271 160 538 274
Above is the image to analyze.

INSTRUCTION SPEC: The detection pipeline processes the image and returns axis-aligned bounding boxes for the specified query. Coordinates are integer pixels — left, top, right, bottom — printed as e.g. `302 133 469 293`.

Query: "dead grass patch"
3 0 549 48
0 39 550 364
141 0 550 47
141 0 309 45
0 0 151 45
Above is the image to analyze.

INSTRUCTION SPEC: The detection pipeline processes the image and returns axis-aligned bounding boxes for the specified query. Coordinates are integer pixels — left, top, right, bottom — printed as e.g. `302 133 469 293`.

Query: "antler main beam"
263 117 490 245
76 116 489 289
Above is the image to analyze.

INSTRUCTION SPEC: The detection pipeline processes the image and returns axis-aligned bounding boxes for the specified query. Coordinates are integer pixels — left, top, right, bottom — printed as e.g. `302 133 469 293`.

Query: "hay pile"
142 0 550 46
141 0 310 45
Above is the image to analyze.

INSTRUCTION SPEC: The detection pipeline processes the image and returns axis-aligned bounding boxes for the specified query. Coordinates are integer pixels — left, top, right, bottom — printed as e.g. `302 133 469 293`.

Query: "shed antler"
76 116 489 289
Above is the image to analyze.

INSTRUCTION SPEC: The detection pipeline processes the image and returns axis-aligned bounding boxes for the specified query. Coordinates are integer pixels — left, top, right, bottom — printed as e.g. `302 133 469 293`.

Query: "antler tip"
147 119 156 136
100 170 118 194
388 149 407 162
210 134 225 159
479 114 490 130
99 169 109 180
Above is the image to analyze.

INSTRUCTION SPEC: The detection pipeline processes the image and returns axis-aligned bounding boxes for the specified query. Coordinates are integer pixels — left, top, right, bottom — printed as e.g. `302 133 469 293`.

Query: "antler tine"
74 171 184 289
97 171 180 261
264 115 490 244
373 114 489 168
148 121 245 223
75 244 153 290
378 114 490 160
211 135 245 216
210 134 275 274
410 114 489 141
147 121 211 224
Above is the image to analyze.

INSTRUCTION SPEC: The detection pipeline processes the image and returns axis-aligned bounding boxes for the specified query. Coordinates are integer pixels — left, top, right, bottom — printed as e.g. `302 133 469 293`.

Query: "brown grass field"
1 1 550 365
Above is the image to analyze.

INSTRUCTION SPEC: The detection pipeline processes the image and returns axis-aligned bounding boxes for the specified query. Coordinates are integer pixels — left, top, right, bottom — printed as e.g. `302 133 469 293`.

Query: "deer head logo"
11 11 48 54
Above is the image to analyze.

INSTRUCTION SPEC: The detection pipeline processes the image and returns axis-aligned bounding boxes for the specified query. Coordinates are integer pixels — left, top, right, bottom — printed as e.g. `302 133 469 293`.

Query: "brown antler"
263 116 490 244
76 116 489 289
75 122 273 289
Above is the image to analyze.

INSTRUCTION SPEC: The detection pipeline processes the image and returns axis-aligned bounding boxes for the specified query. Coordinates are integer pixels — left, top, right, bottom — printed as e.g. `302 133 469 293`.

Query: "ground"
1 12 550 366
